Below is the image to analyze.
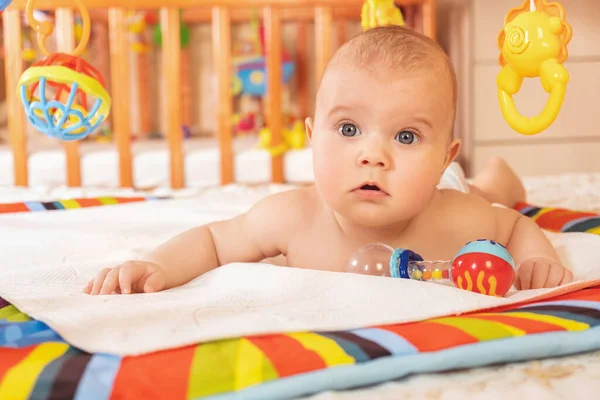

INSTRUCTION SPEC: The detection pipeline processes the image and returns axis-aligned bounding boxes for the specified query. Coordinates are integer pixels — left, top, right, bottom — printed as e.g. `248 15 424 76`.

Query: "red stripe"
247 334 327 377
110 346 195 400
75 198 103 207
535 209 598 232
0 347 36 381
377 322 477 352
466 314 567 334
0 203 30 214
546 286 600 302
114 197 147 204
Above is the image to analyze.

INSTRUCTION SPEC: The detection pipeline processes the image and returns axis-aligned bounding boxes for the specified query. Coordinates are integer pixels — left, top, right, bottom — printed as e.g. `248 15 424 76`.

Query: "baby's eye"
339 123 361 137
395 130 420 145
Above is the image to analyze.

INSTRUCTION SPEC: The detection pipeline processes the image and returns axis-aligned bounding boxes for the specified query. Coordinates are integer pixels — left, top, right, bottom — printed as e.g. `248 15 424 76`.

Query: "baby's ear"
305 117 314 142
444 138 461 169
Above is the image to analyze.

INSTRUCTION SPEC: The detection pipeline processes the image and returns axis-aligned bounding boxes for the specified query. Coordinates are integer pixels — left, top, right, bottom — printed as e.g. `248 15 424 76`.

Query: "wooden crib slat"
161 8 185 189
337 18 347 48
2 11 27 186
315 6 333 85
55 9 81 187
296 21 309 120
264 6 284 183
108 8 133 187
212 7 234 185
422 0 437 40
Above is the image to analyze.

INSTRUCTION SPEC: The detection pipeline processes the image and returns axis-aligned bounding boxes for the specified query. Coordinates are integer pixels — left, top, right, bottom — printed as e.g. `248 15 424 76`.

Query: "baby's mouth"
353 182 389 197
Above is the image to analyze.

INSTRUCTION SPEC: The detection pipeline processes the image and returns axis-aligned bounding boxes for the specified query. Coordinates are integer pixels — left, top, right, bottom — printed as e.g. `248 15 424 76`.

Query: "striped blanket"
1 197 600 399
2 288 600 399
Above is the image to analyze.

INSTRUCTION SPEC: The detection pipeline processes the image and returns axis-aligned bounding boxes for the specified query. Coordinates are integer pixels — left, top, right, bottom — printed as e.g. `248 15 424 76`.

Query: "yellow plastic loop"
26 0 91 57
497 0 572 135
360 0 405 31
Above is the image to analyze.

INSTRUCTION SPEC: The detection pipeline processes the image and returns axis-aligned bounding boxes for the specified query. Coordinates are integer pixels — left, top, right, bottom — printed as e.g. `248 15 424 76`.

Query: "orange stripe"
549 286 600 302
466 314 567 334
110 346 195 399
0 347 36 381
0 203 30 213
75 198 104 207
377 321 478 352
535 209 597 232
247 334 327 377
115 197 147 204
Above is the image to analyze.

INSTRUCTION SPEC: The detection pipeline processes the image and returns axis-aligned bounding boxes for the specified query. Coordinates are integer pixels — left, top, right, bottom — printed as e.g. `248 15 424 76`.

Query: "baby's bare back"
275 187 519 271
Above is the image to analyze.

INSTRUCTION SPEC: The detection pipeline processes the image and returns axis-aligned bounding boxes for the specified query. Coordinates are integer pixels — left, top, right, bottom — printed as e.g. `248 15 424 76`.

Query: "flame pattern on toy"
17 0 110 141
450 240 516 297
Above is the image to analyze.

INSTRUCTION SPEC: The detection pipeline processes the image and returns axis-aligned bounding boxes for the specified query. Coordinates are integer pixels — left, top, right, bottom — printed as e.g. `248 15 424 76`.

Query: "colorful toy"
257 120 306 157
18 0 111 141
128 11 151 53
232 12 295 97
360 0 405 31
347 239 516 297
0 0 12 14
497 0 572 135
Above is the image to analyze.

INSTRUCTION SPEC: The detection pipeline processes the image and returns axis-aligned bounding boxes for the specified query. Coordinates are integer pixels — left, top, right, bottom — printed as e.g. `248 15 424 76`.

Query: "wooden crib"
2 0 436 189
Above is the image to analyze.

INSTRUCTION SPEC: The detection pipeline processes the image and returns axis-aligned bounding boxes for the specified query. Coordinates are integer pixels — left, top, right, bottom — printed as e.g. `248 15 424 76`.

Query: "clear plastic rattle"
347 239 516 297
497 0 572 135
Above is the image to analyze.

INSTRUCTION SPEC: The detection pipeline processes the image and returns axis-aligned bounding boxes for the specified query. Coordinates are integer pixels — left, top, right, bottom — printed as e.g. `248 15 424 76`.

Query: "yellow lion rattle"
497 0 572 135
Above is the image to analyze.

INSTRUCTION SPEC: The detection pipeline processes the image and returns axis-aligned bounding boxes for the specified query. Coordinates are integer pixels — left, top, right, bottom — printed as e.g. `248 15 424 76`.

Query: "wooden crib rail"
3 0 436 189
7 0 429 9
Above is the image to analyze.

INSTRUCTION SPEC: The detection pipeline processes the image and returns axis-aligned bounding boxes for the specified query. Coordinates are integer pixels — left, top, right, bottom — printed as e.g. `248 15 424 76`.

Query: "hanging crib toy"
18 0 111 141
497 0 572 135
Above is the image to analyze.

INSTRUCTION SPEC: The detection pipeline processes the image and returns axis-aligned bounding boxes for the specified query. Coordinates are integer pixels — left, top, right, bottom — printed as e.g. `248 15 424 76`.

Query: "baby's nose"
358 150 390 169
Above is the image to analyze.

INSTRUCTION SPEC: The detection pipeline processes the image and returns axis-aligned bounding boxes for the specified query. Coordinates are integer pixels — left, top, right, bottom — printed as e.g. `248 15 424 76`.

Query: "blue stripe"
24 201 46 211
203 325 600 400
349 328 418 356
74 353 122 400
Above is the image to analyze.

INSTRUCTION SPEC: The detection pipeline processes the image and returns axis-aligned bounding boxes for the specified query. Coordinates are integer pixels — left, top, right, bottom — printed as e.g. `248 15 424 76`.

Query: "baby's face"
308 65 458 226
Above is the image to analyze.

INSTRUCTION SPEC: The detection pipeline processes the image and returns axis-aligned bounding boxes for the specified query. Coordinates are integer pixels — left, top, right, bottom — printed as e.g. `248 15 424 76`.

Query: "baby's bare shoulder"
435 189 522 241
246 186 318 227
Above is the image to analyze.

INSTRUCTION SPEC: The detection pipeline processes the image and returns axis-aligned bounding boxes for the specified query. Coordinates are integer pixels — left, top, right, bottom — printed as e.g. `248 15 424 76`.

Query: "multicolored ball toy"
347 239 516 297
17 0 111 141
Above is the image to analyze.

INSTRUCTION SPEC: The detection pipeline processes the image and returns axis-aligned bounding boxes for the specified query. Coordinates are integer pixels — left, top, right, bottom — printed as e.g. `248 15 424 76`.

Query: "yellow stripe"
0 305 21 320
286 333 355 366
430 317 526 341
59 199 81 209
234 339 264 391
0 343 70 399
502 312 589 331
98 197 118 205
586 226 600 235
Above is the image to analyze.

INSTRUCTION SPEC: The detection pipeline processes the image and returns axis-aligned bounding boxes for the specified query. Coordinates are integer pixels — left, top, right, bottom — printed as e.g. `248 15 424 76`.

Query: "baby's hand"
83 261 167 295
515 257 573 290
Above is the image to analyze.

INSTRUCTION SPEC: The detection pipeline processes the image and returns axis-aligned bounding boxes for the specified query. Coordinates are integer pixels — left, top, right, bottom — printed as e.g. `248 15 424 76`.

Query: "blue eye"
395 130 419 145
339 123 361 137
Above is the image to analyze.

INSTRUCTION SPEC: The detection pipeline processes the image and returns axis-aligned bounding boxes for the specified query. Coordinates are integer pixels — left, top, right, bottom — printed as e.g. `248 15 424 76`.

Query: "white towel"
0 191 599 356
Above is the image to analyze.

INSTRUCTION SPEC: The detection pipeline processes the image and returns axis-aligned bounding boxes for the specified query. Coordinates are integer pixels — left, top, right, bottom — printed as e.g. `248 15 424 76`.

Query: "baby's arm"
86 189 306 294
496 207 573 289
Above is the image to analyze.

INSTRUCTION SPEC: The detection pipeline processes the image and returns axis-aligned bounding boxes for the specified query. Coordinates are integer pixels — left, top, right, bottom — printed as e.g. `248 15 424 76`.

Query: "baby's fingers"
118 262 156 294
99 268 121 295
141 270 166 293
89 268 111 295
543 263 566 288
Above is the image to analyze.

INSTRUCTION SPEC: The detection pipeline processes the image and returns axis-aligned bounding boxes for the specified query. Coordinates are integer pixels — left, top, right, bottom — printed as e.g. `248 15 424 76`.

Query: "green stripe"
187 339 239 398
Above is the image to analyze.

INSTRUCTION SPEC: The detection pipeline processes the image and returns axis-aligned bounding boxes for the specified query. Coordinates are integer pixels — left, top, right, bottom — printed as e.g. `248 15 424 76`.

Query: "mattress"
0 135 315 188
0 172 600 399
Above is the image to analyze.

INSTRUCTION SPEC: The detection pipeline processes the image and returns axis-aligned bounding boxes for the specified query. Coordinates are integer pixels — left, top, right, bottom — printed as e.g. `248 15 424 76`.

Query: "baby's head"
307 26 461 227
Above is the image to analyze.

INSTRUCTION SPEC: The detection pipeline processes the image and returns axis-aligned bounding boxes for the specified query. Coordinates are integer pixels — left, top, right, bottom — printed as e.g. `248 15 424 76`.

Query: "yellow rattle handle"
497 59 569 135
26 0 91 57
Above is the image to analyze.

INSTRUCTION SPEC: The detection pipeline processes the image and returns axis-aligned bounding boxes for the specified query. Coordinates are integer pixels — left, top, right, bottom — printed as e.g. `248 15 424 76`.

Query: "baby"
85 26 572 295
